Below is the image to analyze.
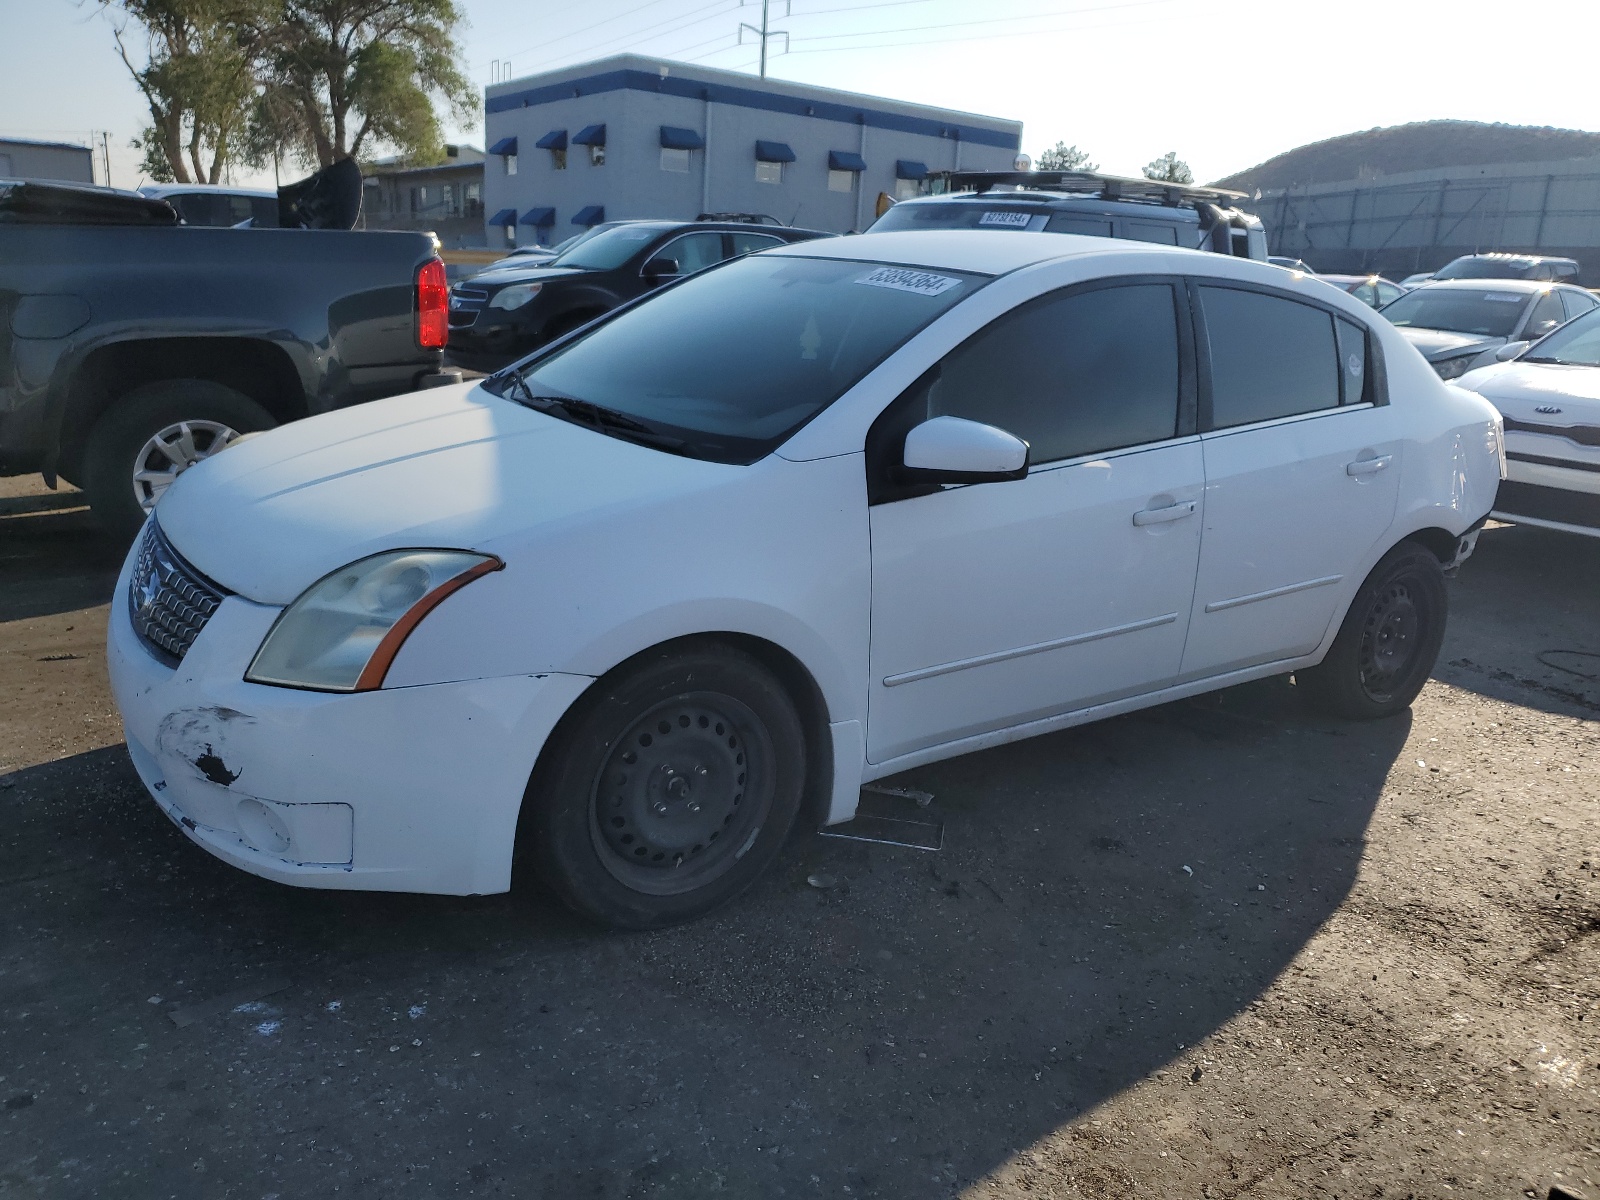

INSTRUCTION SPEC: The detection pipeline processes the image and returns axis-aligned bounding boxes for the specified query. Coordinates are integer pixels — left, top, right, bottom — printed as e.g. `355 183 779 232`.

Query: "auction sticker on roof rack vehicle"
978 211 1031 228
855 266 963 296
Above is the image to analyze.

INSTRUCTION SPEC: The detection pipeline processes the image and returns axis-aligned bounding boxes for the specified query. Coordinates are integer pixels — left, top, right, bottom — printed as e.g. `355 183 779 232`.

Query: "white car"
1458 306 1600 536
107 231 1504 928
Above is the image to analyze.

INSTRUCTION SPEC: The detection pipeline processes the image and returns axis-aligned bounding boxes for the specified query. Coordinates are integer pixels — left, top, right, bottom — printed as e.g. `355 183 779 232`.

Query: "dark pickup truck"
0 167 458 535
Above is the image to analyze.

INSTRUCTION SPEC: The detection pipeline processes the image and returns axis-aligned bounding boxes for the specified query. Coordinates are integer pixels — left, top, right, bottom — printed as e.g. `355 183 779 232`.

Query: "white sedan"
107 231 1504 928
1458 306 1600 536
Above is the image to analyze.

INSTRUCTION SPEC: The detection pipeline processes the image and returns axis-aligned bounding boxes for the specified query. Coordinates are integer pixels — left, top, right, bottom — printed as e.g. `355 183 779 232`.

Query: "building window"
408 186 421 213
590 144 605 167
505 154 518 176
552 148 566 170
465 181 482 218
756 160 782 185
661 147 690 173
894 178 921 201
828 168 854 193
442 183 455 216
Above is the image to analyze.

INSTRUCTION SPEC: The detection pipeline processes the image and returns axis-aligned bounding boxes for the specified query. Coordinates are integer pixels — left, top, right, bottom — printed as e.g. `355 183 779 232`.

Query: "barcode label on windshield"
855 267 962 296
978 211 1031 228
1484 293 1522 303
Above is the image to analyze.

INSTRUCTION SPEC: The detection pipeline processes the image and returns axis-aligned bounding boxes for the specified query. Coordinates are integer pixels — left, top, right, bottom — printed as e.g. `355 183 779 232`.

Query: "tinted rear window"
1200 287 1341 428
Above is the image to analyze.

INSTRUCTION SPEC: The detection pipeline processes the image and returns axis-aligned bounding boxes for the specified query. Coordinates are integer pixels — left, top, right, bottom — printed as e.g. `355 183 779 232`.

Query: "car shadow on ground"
1435 522 1600 718
0 492 126 624
0 675 1410 1197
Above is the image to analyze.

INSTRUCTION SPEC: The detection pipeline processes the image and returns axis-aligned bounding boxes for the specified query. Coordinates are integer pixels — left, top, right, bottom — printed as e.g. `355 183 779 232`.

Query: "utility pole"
101 131 112 187
740 0 789 77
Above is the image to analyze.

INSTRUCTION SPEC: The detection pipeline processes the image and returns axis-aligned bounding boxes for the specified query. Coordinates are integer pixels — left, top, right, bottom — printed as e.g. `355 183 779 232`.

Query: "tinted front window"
926 283 1181 463
651 231 724 274
1434 257 1539 280
730 232 784 255
509 256 982 461
1200 286 1340 428
1523 308 1600 366
1524 291 1568 340
550 224 674 270
1379 287 1527 337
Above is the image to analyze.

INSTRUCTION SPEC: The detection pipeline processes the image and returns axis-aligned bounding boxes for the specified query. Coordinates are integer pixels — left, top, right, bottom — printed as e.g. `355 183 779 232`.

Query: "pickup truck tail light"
416 257 449 350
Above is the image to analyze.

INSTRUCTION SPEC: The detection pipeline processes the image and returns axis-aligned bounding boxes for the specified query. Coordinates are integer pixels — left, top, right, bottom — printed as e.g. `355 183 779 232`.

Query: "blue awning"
488 208 518 226
829 150 867 172
572 205 605 226
572 124 606 146
755 140 796 163
534 129 567 150
520 207 555 227
488 137 517 156
660 126 705 150
895 159 928 180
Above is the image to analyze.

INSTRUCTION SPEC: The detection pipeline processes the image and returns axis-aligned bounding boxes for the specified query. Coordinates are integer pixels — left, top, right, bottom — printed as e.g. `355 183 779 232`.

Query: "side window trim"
864 273 1197 505
1185 275 1389 436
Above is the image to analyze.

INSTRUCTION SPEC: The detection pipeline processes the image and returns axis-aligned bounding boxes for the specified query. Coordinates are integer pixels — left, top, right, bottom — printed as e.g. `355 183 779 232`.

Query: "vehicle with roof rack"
869 169 1270 260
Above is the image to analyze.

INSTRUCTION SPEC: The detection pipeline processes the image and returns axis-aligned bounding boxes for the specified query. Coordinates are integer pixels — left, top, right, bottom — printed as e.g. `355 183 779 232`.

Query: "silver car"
1378 279 1598 380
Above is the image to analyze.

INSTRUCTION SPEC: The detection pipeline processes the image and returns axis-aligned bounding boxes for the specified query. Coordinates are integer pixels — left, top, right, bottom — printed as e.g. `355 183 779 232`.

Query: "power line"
784 0 1174 46
782 8 1177 55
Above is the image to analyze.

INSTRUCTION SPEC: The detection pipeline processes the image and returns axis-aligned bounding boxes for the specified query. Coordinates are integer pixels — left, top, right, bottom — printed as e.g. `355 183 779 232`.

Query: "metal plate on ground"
819 813 944 851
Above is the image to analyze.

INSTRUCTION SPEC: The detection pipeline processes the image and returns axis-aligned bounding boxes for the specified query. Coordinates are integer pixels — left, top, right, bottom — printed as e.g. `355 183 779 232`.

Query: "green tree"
1036 141 1097 172
258 0 477 169
1143 151 1194 184
97 0 269 184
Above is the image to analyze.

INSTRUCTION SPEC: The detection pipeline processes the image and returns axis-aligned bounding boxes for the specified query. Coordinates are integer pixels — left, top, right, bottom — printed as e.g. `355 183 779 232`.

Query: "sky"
6 0 1600 192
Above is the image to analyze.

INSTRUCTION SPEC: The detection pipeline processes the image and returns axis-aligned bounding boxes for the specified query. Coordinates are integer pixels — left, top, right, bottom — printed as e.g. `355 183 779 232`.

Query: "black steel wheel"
1297 542 1448 720
521 641 807 929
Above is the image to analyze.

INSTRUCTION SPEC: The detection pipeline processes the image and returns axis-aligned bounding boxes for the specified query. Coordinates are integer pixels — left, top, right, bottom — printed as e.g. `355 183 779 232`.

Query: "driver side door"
865 278 1205 764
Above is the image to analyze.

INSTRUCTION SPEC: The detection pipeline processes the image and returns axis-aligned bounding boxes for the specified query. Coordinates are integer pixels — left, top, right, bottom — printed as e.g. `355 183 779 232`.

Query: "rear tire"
82 380 275 540
521 642 807 930
1297 542 1448 720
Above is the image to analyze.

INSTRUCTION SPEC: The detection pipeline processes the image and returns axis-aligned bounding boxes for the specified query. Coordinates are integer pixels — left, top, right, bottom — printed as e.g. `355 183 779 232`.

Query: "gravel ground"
1 475 1596 1199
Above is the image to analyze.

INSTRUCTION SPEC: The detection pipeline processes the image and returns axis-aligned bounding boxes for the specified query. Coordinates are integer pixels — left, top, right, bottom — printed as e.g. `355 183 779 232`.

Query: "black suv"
447 219 833 372
871 170 1269 260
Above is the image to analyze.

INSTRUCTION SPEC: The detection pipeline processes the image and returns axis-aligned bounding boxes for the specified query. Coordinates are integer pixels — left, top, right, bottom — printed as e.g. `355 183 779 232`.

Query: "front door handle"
1346 454 1393 477
1133 500 1197 526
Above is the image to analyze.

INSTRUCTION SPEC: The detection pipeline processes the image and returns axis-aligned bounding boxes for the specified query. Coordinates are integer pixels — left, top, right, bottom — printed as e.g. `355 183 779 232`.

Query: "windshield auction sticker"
978 211 1031 228
1484 293 1523 303
855 267 962 296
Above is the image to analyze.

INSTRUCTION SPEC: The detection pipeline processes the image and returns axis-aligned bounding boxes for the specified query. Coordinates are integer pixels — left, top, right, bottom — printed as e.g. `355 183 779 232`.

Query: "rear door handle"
1346 454 1393 477
1133 500 1197 526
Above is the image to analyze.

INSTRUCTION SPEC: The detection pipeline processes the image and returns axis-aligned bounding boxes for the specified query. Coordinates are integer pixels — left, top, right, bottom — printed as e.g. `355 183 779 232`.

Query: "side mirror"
899 415 1029 484
644 257 680 281
1495 340 1530 362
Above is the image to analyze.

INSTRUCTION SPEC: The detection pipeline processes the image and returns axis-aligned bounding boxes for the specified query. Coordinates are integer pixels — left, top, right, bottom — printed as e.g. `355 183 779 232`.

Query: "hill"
1212 120 1600 193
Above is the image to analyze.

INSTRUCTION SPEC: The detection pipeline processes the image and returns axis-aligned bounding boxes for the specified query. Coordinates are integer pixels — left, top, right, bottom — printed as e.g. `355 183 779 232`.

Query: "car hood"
465 265 586 287
155 383 740 606
1395 327 1503 360
1457 359 1600 410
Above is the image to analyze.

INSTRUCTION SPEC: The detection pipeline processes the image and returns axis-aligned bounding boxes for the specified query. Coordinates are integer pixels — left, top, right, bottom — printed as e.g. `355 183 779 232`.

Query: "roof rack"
926 169 1249 209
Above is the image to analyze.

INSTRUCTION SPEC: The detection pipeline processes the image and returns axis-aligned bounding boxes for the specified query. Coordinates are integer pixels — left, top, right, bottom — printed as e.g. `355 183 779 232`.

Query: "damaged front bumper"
106 549 592 896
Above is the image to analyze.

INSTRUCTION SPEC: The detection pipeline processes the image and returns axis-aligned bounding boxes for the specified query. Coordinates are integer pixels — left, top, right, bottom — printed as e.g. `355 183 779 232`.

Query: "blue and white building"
480 54 1023 245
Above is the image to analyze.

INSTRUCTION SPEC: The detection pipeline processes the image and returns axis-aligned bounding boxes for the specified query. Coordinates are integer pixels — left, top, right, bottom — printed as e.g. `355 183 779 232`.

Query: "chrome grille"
448 285 488 327
128 521 229 664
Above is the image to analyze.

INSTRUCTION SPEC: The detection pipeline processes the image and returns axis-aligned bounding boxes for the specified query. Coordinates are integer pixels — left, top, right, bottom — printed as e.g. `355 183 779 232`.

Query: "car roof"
1320 274 1385 284
766 228 1194 275
1447 251 1577 265
1406 278 1553 294
139 183 277 198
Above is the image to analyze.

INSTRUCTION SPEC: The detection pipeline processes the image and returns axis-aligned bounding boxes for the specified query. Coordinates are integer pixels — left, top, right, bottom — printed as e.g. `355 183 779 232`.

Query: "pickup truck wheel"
522 643 807 930
1296 543 1448 721
83 380 275 539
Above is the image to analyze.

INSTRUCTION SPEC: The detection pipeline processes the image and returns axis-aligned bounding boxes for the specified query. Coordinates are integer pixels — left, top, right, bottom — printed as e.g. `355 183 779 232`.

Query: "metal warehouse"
480 54 1023 243
0 136 95 184
1255 153 1600 280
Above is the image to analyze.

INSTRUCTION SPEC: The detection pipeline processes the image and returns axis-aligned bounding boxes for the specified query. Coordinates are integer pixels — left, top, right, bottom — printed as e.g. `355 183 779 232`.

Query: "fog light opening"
236 798 292 857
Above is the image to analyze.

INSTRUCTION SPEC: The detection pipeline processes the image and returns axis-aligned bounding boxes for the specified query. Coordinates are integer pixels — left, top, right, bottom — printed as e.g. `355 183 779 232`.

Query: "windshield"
1523 307 1600 366
872 202 1039 232
1434 257 1537 280
1379 287 1527 337
548 223 673 270
495 254 985 462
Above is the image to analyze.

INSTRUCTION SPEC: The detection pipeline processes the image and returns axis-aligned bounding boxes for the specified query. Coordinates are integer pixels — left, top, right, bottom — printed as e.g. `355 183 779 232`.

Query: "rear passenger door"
1180 283 1402 681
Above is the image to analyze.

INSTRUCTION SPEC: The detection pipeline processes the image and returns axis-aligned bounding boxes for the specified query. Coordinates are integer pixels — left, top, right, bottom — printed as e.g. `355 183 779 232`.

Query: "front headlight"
488 282 543 310
1433 355 1474 381
246 550 502 692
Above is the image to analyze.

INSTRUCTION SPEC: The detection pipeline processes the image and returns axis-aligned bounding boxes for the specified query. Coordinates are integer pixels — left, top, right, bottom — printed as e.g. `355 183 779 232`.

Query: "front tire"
522 642 807 929
1297 542 1448 720
82 380 275 539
